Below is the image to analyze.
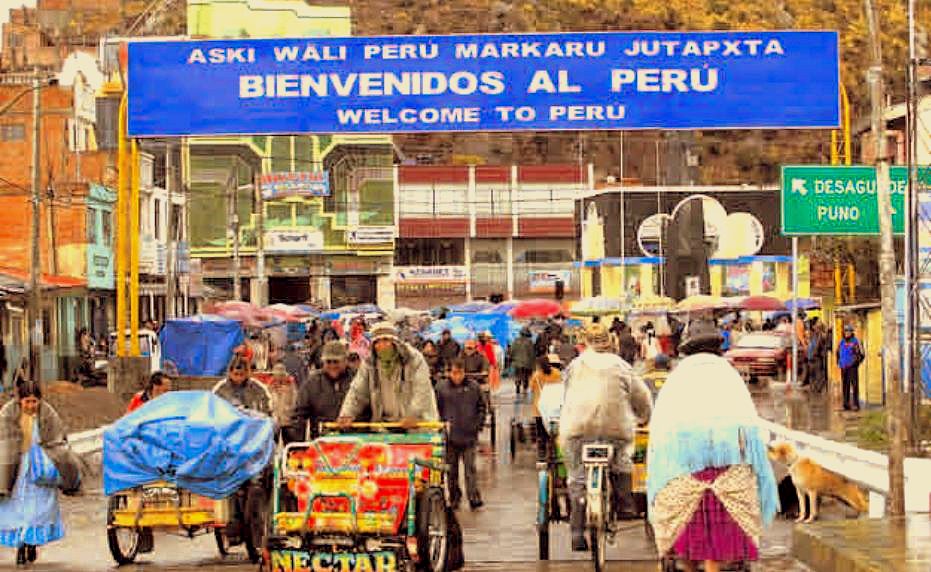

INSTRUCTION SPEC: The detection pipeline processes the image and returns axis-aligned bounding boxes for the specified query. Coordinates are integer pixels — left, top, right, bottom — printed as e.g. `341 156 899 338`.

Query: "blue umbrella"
784 298 821 311
482 301 518 314
448 301 495 313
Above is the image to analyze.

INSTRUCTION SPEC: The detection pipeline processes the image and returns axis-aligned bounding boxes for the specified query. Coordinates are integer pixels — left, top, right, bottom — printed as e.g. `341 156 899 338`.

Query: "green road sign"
781 165 911 236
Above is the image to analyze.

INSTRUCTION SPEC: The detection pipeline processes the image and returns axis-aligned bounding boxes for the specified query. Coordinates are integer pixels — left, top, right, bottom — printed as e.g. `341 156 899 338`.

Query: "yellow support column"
130 140 141 356
116 96 128 357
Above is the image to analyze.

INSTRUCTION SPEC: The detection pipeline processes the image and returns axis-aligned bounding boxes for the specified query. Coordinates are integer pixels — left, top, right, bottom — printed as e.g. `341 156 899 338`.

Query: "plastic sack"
28 444 61 488
559 352 631 442
103 391 274 499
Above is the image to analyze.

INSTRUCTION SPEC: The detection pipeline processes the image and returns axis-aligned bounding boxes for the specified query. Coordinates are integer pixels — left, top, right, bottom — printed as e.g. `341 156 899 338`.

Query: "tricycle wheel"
489 409 497 450
214 528 230 556
416 488 448 572
509 421 517 462
538 524 549 561
107 496 140 566
244 485 269 564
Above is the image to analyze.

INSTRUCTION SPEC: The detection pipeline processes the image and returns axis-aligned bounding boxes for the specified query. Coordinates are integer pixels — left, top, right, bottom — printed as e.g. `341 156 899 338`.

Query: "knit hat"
585 323 612 351
547 353 562 366
678 320 724 356
271 362 289 378
370 321 399 342
321 340 348 361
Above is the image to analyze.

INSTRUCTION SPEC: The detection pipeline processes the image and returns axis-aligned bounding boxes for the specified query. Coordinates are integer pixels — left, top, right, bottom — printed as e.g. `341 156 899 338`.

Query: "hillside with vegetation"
327 0 927 184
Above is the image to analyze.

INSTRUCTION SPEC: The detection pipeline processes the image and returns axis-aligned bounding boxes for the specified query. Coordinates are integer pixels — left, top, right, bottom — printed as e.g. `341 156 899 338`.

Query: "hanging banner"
394 266 468 284
127 31 840 137
347 227 395 244
528 270 572 294
261 171 330 199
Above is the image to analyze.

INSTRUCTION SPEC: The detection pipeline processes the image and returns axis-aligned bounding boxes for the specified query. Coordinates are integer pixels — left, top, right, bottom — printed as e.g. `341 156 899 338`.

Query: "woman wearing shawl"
647 320 778 572
0 380 81 565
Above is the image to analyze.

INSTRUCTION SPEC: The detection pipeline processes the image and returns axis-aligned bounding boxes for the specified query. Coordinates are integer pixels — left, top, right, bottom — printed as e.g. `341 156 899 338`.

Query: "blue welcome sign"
127 31 840 137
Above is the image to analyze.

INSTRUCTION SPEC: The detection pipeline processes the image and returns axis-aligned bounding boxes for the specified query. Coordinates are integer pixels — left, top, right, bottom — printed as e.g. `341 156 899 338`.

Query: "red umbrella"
737 295 786 312
509 299 564 320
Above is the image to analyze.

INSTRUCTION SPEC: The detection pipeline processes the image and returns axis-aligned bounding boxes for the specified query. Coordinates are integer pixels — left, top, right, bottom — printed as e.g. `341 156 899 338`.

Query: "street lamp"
1 70 59 383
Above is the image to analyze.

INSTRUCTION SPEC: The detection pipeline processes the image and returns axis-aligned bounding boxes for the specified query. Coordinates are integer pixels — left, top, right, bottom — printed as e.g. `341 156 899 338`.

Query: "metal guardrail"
760 418 931 516
69 426 107 456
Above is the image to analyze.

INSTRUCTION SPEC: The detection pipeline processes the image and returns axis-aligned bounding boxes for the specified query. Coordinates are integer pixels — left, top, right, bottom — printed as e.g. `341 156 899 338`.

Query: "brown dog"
768 442 868 522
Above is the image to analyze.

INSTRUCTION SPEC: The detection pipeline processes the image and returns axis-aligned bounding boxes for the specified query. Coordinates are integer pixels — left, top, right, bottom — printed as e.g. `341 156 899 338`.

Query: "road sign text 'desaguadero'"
779 165 924 236
127 31 840 137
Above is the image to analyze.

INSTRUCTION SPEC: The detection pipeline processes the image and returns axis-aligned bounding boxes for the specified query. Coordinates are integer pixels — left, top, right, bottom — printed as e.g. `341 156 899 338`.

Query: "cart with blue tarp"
102 391 275 565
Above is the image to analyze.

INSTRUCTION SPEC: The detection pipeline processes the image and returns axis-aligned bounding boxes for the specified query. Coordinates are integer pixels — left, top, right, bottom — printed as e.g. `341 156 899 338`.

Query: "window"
153 198 162 240
517 249 573 264
266 203 292 227
101 210 112 246
472 250 503 264
8 34 22 48
171 204 183 241
0 124 25 141
86 208 97 243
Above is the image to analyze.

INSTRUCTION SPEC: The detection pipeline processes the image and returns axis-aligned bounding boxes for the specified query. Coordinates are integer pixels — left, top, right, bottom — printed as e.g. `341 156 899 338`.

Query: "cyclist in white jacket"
559 323 653 551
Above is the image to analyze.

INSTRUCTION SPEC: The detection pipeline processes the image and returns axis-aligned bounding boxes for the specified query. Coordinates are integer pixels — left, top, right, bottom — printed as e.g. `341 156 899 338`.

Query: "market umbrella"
675 295 724 313
737 295 786 312
266 304 311 322
570 296 623 317
630 295 675 312
509 299 564 320
784 297 821 312
482 301 519 314
448 301 495 313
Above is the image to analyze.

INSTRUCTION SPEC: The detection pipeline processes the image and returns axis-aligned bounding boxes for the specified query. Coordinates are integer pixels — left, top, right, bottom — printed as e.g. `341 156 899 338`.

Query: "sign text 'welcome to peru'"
127 31 840 137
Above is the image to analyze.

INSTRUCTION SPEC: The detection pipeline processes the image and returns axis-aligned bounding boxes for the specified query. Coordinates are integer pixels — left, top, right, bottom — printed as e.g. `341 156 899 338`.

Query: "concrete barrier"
760 418 931 515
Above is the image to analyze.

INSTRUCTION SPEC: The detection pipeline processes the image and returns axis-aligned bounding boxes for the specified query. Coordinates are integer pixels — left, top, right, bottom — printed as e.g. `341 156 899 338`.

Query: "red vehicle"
725 332 789 383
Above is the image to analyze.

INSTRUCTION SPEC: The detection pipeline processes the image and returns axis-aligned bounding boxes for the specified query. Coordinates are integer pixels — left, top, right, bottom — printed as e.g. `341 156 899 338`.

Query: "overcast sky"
0 0 36 50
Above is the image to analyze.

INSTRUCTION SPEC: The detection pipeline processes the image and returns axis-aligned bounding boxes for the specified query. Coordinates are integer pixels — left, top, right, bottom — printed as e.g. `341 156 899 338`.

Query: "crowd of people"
0 305 869 569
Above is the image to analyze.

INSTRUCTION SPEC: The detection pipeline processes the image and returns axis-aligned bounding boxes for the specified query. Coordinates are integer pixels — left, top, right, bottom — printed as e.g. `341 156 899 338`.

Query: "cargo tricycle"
265 421 452 572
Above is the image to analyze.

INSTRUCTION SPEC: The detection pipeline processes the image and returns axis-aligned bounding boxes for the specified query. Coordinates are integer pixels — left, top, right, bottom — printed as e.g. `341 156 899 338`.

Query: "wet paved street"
0 378 842 571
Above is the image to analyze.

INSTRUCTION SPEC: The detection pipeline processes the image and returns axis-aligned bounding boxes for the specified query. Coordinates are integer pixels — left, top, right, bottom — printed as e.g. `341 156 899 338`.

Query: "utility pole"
864 0 906 517
254 173 266 307
165 146 176 319
29 69 42 383
227 160 241 301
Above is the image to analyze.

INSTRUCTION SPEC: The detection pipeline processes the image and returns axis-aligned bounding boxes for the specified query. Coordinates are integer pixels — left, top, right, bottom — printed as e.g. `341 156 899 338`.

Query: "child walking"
435 358 487 510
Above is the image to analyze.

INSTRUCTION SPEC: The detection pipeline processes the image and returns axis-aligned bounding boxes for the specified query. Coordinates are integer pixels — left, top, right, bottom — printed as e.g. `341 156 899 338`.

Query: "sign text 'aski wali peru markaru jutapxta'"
127 31 840 137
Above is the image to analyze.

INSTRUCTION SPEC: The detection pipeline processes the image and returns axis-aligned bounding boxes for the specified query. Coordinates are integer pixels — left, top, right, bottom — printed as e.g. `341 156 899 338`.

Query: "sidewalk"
793 516 931 572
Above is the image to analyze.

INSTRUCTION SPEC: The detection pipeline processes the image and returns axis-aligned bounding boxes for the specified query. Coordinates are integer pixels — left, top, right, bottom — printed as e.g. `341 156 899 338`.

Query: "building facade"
185 0 396 309
394 164 584 308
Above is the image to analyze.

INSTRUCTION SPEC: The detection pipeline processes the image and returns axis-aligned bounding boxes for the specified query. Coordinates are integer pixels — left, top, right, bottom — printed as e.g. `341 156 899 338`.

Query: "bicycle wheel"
537 470 550 560
590 523 606 572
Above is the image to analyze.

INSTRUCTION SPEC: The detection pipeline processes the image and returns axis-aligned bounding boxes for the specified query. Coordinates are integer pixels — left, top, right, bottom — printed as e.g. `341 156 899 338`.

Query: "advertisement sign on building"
261 171 330 199
347 226 395 244
394 266 468 284
128 31 839 137
264 229 325 253
528 270 572 294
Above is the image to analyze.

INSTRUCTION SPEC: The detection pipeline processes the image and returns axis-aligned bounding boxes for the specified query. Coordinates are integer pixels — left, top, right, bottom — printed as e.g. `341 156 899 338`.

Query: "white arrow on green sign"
780 165 920 236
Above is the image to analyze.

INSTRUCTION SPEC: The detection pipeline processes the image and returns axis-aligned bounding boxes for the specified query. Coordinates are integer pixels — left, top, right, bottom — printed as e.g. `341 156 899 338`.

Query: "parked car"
724 332 789 383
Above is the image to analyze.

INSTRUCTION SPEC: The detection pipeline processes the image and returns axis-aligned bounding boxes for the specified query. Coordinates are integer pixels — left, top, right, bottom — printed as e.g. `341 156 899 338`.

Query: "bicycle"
582 442 618 572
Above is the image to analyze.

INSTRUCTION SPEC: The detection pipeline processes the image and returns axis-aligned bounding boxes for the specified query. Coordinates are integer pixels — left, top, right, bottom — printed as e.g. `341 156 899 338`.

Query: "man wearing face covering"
337 322 438 429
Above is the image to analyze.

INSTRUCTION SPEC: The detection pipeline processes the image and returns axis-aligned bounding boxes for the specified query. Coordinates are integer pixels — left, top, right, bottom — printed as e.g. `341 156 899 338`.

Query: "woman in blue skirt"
0 379 80 566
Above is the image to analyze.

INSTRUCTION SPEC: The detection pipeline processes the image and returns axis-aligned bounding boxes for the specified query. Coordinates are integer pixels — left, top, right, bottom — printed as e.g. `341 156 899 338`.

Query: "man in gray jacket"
338 322 438 428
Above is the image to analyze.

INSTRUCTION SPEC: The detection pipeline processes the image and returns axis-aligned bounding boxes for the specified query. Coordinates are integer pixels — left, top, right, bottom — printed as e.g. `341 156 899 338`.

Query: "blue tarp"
103 391 275 498
447 311 516 349
159 315 244 376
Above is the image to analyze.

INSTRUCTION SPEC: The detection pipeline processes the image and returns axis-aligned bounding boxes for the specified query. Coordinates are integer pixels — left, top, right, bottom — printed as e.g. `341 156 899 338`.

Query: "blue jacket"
837 337 862 370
